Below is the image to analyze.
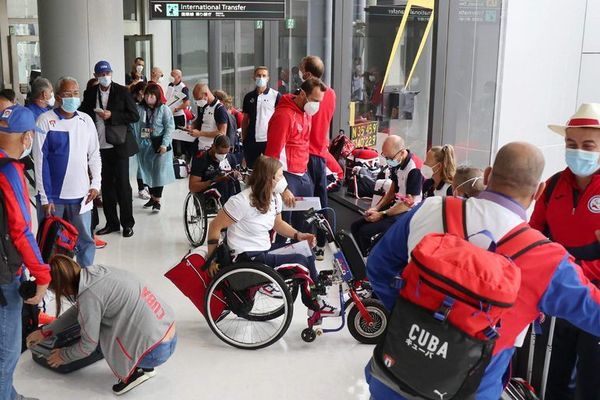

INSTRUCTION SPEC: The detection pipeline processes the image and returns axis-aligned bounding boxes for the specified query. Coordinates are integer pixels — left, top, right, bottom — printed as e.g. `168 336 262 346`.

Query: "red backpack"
36 216 79 263
371 197 549 400
165 250 227 322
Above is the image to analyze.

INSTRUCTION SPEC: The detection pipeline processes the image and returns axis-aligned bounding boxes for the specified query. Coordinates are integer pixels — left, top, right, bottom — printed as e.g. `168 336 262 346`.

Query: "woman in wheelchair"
188 134 241 206
205 155 339 318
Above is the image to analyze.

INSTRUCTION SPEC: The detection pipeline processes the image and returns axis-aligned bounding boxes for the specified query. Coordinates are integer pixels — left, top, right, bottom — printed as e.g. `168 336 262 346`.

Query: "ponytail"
430 145 457 184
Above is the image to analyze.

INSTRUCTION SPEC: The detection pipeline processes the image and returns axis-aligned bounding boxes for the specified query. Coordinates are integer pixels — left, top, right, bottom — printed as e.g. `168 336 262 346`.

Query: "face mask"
196 99 207 108
98 76 111 87
565 148 600 177
145 96 157 106
299 70 306 82
215 153 227 162
386 159 400 168
20 134 32 159
169 76 176 84
304 101 320 116
274 176 288 194
47 93 55 107
136 65 144 74
61 97 81 113
421 163 439 180
159 76 165 83
256 77 268 88
369 75 376 83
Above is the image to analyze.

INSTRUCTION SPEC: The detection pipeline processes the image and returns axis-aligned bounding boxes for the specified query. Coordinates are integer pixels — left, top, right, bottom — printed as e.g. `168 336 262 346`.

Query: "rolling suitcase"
31 323 103 373
502 317 556 400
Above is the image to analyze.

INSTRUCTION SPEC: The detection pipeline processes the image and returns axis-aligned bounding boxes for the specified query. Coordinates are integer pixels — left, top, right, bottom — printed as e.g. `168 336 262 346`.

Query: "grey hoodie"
43 265 175 381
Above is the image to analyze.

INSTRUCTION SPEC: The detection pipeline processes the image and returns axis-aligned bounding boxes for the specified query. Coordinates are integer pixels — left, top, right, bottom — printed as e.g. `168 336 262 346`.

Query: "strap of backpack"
497 222 552 260
442 197 467 238
544 172 561 206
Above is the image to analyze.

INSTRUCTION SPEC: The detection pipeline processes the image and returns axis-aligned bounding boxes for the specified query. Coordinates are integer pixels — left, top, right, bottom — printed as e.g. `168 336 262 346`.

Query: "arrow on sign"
154 4 163 13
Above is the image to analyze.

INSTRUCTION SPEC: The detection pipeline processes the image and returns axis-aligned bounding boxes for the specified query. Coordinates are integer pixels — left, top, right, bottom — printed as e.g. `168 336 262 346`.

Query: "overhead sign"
150 1 286 20
366 5 432 21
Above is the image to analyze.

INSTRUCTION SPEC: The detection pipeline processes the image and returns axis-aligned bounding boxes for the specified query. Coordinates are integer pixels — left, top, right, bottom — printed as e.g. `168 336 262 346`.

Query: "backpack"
329 130 355 160
370 197 549 400
36 216 79 263
345 147 380 186
347 166 379 199
0 159 24 287
173 158 188 179
224 110 241 152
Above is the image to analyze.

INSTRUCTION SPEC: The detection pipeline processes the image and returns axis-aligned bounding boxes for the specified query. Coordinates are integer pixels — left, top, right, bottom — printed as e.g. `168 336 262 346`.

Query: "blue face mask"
386 159 400 168
61 97 81 113
256 77 268 88
565 148 600 177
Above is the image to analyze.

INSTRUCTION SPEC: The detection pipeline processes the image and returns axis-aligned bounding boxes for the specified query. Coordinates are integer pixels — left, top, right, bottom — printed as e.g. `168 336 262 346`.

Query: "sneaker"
258 283 283 299
143 199 155 208
308 298 341 318
112 368 155 395
315 247 325 261
152 202 161 212
138 188 151 200
15 395 40 400
94 236 107 249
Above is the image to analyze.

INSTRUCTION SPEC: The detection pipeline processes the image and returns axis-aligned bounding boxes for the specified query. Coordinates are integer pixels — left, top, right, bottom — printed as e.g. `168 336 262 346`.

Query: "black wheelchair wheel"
243 278 300 322
205 263 294 350
183 192 207 247
347 298 388 344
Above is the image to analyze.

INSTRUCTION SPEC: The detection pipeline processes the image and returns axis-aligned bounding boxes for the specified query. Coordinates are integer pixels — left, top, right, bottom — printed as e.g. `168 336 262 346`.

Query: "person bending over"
188 134 240 206
26 255 176 396
206 155 339 317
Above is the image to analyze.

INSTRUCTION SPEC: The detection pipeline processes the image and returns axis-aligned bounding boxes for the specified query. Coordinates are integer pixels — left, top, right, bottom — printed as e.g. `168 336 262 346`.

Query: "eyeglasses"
385 148 404 160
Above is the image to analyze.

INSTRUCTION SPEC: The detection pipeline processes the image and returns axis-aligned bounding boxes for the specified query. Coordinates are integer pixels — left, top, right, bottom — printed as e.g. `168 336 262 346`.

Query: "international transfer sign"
150 1 286 20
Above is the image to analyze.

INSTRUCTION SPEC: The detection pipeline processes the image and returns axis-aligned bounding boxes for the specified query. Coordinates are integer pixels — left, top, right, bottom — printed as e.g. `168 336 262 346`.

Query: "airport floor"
13 178 373 400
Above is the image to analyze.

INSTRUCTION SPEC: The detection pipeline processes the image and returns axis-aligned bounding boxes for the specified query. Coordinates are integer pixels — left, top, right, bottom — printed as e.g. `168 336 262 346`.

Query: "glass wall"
7 0 40 89
172 20 210 88
350 0 433 159
221 21 264 109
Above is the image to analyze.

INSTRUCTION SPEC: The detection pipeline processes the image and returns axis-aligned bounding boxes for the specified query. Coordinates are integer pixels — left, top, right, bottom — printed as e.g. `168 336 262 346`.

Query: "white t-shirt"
223 188 282 255
96 87 113 150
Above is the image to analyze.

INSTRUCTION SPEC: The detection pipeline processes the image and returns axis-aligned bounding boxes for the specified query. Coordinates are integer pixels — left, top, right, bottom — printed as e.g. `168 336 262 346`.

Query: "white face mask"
215 153 227 162
369 75 376 83
421 165 434 180
299 70 306 83
304 101 320 116
47 92 55 107
20 134 32 159
98 76 112 87
196 99 207 108
169 76 176 84
274 176 288 194
159 76 165 83
136 65 144 74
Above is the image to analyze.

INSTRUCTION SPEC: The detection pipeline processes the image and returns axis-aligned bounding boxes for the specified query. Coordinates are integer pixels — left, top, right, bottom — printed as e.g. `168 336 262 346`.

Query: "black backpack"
0 159 24 290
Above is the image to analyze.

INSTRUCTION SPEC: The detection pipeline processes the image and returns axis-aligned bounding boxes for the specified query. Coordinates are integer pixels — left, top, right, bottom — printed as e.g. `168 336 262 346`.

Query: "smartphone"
93 108 103 113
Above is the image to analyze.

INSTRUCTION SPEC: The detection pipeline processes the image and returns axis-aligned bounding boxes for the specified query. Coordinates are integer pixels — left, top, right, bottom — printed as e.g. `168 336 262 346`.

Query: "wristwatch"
381 210 388 218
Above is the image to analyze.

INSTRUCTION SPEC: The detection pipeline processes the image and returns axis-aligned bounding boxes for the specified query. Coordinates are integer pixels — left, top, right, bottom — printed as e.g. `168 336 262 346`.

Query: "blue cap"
94 60 113 74
0 105 37 134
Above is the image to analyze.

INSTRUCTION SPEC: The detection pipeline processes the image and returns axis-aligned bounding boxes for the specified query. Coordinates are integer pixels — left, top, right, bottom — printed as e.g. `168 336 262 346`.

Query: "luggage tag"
141 127 153 139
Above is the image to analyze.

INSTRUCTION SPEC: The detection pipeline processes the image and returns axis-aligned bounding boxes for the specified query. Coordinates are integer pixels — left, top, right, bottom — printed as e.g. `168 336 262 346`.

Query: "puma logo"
433 390 447 400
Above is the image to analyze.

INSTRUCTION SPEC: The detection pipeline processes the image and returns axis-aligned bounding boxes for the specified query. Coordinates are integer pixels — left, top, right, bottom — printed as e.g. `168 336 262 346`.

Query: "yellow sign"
350 121 379 148
381 0 435 92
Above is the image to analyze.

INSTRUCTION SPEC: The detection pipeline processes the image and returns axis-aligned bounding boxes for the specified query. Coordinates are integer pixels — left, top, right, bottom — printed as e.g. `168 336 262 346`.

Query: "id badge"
141 128 153 139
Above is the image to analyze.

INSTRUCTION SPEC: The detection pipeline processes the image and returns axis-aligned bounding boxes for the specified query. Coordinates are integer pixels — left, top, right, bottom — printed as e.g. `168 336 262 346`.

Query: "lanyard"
97 88 109 110
145 107 157 127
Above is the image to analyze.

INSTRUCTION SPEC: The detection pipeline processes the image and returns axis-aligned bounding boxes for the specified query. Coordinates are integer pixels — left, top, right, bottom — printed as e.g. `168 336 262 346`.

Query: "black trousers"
243 140 267 169
149 186 164 198
350 216 398 256
545 318 600 400
100 148 135 229
307 155 328 247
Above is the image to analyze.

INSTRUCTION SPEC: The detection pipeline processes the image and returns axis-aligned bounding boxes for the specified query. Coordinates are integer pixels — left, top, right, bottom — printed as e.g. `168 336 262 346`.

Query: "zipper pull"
572 207 576 215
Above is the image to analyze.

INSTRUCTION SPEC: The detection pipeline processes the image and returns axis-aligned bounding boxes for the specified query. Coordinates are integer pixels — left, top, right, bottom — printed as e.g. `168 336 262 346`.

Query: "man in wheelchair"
189 134 241 207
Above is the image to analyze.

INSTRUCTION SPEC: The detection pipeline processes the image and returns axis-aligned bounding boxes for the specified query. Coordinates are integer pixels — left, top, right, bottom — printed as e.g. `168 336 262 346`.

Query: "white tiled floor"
13 179 373 400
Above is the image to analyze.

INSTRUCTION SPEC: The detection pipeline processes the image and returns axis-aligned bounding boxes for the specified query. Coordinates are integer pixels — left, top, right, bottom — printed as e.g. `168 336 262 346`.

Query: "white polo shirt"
242 87 280 143
223 188 283 255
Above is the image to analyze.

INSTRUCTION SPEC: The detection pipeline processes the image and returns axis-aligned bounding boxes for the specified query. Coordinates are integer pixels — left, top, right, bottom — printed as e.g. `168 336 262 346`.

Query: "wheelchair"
183 189 222 247
202 209 388 350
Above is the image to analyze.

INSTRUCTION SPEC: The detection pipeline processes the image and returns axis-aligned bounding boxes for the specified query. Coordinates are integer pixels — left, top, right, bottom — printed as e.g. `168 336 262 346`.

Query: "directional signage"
150 1 286 20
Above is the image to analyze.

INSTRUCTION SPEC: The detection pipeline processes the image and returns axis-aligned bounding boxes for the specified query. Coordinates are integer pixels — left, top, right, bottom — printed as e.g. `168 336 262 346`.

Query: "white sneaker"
138 188 151 200
308 298 340 318
258 283 283 299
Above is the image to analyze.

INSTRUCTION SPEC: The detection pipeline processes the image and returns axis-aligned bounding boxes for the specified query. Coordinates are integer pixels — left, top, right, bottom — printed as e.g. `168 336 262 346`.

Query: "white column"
37 0 126 88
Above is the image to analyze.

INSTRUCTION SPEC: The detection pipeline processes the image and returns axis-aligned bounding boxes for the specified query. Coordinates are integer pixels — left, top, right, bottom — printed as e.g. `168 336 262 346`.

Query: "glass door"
8 34 40 95
124 35 154 84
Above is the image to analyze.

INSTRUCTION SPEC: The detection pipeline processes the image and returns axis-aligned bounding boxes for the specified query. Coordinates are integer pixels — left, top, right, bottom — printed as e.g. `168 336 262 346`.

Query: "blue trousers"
0 278 21 400
307 155 328 247
37 200 95 267
137 335 177 370
277 171 314 243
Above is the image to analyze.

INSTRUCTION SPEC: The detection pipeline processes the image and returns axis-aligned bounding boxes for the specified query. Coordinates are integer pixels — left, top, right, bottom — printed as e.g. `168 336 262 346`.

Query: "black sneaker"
315 247 325 261
152 202 161 212
143 199 155 208
112 368 156 395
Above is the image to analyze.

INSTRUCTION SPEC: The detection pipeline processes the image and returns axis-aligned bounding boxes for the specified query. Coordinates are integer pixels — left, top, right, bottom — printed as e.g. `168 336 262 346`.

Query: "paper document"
268 240 313 258
166 90 186 110
80 196 94 215
171 128 197 143
282 196 322 211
